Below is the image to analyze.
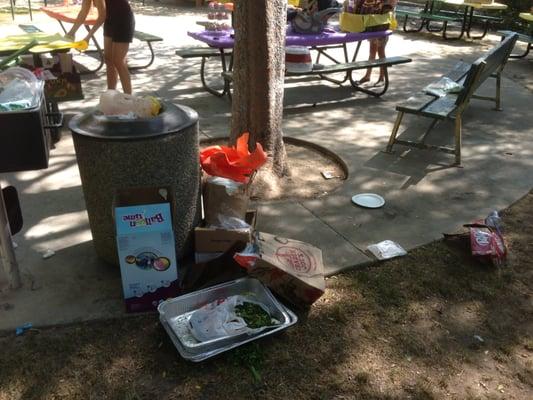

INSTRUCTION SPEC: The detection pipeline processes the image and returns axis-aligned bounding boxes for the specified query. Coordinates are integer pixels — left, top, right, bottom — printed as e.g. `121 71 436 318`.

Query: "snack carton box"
115 201 178 312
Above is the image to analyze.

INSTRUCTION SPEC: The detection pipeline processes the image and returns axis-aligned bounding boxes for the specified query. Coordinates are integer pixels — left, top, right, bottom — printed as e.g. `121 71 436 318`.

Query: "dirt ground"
0 189 531 400
201 139 347 201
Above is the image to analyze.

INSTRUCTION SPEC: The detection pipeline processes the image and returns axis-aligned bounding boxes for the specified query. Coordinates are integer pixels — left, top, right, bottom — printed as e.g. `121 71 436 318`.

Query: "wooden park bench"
384 33 518 165
220 56 412 100
496 30 532 59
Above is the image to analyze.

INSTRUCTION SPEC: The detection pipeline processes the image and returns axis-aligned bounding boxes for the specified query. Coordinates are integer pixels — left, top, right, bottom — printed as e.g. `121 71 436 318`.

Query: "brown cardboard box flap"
195 210 256 253
246 232 325 307
203 177 249 226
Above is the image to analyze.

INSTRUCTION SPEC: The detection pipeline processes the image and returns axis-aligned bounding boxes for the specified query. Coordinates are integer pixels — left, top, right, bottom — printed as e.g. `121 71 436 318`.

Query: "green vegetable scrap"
235 302 272 329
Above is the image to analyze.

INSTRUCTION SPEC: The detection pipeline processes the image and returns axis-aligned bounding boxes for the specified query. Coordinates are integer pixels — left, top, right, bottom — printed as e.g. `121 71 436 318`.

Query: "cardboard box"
241 232 326 308
115 187 179 313
194 210 257 263
203 177 249 226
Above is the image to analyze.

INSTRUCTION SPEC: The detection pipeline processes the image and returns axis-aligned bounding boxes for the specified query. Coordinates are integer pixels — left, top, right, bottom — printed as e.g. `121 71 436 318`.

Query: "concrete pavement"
1 4 532 330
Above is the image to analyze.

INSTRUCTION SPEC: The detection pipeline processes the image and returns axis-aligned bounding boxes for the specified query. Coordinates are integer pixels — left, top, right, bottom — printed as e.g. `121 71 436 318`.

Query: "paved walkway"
1 4 532 330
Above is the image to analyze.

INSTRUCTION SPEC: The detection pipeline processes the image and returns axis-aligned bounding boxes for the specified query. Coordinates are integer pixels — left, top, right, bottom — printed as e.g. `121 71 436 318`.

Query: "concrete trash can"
69 101 200 265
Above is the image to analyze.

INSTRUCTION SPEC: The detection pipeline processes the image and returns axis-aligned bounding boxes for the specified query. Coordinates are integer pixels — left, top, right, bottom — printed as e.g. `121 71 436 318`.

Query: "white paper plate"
351 193 385 209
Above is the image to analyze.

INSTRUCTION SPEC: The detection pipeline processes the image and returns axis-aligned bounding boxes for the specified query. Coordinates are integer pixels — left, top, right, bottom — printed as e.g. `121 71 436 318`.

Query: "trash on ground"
367 240 407 260
234 232 326 308
444 210 507 267
42 249 56 259
474 335 485 343
158 277 297 362
15 322 32 336
115 187 178 313
200 132 267 184
321 171 339 179
188 295 280 342
351 193 385 208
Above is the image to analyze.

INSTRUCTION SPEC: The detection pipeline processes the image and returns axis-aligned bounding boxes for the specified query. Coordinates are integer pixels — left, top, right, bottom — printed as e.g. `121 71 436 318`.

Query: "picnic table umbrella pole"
0 181 21 290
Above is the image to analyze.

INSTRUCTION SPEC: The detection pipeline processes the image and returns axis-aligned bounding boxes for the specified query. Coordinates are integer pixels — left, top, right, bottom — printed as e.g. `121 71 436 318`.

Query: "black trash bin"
0 88 62 173
69 101 200 265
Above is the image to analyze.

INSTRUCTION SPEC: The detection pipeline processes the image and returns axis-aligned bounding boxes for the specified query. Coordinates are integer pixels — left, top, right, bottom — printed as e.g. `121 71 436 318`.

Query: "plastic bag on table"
424 77 463 98
188 295 278 342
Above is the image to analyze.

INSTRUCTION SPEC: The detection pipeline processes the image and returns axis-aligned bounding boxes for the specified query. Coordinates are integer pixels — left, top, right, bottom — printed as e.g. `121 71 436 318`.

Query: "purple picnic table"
187 26 392 49
186 26 397 98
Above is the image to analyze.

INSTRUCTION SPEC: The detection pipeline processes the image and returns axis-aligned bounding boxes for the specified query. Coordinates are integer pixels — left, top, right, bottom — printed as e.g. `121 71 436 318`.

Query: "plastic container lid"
69 101 198 140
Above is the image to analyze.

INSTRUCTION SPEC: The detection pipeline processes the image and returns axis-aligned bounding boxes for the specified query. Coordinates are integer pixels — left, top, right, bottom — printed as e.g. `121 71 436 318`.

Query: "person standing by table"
356 0 397 85
66 0 135 94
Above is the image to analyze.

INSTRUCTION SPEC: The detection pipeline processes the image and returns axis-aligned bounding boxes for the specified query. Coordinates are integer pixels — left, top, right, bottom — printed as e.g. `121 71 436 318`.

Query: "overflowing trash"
444 210 507 267
200 132 267 184
0 67 43 112
188 295 280 342
158 278 297 362
98 89 161 118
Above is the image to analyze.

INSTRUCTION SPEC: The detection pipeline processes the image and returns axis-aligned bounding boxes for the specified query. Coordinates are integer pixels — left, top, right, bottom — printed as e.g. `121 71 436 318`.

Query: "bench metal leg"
385 111 404 153
509 42 531 59
128 40 156 71
470 73 502 111
467 18 490 40
402 15 426 33
315 42 353 86
349 65 390 97
426 20 445 33
454 115 462 166
200 49 232 97
442 21 465 41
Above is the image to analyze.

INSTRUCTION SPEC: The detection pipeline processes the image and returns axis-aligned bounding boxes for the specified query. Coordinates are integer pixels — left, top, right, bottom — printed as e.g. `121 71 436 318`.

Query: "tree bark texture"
230 0 288 177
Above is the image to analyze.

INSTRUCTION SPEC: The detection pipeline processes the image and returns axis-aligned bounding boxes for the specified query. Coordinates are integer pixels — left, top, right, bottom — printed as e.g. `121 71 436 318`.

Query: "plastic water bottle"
485 210 503 235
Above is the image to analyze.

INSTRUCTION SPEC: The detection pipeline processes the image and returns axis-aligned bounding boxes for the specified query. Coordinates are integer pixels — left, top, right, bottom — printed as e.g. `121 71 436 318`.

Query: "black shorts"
103 12 135 43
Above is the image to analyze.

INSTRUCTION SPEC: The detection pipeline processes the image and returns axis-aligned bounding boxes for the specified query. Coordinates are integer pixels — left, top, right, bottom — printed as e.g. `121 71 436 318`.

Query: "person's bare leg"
112 41 132 94
104 36 118 90
359 41 377 84
376 41 387 84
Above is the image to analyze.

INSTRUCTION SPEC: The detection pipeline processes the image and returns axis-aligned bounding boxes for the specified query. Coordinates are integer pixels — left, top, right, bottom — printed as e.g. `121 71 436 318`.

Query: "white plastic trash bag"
188 295 275 342
367 240 407 260
424 77 463 98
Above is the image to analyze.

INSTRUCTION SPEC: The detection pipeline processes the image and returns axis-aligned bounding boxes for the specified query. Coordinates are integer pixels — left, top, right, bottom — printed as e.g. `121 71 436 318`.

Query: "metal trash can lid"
69 101 198 140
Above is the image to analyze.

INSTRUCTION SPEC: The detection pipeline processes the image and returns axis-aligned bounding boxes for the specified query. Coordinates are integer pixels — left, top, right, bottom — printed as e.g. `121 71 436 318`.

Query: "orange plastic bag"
200 132 268 183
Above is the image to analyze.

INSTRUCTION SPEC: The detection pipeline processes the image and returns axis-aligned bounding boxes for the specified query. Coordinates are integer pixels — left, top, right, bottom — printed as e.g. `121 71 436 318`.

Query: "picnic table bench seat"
385 33 518 165
496 30 532 58
220 56 412 98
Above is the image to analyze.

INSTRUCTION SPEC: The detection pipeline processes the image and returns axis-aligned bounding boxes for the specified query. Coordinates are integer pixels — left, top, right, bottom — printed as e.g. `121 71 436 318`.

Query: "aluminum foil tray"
158 277 298 362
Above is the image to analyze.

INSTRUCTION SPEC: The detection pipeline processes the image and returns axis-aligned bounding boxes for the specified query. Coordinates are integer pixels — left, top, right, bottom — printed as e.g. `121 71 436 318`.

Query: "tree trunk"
230 0 288 177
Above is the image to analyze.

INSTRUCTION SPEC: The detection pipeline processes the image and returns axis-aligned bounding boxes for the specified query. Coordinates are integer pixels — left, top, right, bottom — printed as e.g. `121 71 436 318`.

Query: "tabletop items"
201 2 231 32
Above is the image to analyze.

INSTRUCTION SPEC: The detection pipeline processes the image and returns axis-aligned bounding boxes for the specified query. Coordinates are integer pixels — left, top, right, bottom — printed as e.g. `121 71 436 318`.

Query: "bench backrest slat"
455 33 518 107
